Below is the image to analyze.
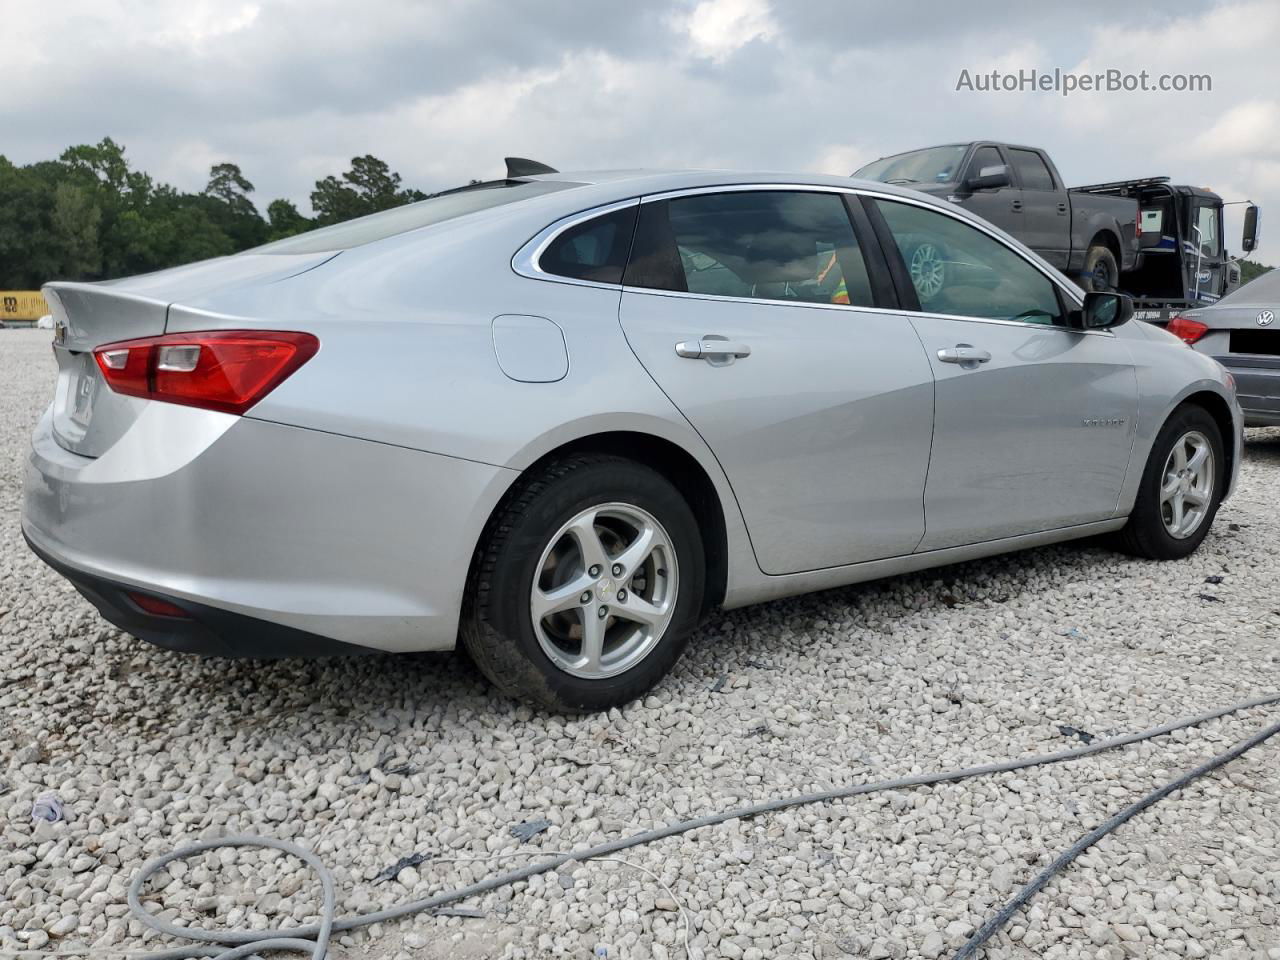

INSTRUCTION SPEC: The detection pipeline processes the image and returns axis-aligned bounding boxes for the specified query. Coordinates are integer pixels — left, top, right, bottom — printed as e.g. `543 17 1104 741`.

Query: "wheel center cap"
595 578 617 601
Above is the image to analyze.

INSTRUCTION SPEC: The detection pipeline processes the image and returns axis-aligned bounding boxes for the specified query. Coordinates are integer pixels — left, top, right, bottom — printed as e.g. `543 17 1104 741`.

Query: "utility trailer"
1073 177 1260 322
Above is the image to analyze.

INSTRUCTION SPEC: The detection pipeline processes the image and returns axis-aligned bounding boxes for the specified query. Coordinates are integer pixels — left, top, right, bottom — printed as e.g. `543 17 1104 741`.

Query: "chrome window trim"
636 182 1086 309
619 285 1114 337
512 181 1094 326
511 198 640 290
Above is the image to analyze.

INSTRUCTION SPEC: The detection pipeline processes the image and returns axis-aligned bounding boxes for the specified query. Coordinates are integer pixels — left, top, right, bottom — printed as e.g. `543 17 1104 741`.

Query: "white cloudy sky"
3 0 1277 258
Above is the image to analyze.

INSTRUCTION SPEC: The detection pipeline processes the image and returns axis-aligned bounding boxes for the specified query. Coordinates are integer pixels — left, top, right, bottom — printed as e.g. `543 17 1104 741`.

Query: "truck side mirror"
1242 204 1260 253
1075 291 1134 330
964 165 1010 192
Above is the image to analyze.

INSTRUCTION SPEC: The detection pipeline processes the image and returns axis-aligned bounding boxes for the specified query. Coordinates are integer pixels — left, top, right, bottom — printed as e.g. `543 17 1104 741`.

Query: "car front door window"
873 198 1066 325
965 146 1004 183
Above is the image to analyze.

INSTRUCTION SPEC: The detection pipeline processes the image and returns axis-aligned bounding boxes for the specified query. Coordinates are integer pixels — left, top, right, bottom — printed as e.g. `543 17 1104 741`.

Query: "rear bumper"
22 405 517 654
1214 355 1280 427
24 531 370 657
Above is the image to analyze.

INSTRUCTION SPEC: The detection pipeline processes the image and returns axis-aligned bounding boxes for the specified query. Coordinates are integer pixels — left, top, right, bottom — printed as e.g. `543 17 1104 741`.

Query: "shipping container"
0 291 50 326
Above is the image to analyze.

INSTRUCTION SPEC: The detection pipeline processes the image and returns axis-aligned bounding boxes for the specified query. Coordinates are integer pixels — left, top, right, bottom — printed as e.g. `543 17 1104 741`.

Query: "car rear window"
256 179 579 254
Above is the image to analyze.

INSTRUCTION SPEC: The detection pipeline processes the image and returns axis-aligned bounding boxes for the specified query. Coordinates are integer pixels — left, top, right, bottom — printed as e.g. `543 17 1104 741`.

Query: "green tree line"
0 138 427 289
2 138 1272 293
1239 259 1272 285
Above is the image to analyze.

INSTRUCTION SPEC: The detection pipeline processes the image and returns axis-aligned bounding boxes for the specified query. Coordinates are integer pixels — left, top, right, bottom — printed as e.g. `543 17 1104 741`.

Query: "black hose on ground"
953 710 1280 959
122 692 1280 960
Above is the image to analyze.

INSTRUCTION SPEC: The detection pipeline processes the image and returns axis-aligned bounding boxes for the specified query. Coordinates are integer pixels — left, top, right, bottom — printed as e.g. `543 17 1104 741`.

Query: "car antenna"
506 157 559 178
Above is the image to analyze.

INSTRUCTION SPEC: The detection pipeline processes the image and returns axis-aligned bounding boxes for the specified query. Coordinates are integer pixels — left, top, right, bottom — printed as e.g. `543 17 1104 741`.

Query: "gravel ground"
2 326 1279 960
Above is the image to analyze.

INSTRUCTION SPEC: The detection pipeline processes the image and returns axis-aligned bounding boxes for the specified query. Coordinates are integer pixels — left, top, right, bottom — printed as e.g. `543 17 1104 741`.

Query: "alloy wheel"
910 243 945 303
530 503 679 679
1159 430 1214 539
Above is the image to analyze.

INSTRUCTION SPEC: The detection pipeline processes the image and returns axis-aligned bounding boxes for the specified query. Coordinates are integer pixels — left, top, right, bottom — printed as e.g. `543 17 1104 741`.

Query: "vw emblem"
1258 310 1275 327
53 319 68 345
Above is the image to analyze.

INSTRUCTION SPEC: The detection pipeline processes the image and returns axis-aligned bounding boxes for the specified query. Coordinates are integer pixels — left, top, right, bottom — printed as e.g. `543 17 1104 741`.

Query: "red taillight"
94 331 319 415
1166 315 1208 345
127 591 191 618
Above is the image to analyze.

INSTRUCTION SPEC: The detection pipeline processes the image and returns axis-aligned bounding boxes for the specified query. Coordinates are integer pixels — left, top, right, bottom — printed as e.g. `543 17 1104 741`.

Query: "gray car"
1168 269 1280 426
21 167 1243 711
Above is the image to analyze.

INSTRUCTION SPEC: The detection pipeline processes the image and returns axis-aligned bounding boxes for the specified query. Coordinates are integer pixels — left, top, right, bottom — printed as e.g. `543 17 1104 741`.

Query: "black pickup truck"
854 141 1140 291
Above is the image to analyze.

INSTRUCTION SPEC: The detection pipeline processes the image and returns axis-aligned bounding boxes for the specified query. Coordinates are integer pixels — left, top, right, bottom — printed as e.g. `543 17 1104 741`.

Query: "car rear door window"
873 199 1066 325
624 191 875 308
1009 149 1056 191
539 206 638 284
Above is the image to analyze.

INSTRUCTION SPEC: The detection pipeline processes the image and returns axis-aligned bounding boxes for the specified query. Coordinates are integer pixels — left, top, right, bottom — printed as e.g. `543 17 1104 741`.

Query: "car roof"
517 167 949 204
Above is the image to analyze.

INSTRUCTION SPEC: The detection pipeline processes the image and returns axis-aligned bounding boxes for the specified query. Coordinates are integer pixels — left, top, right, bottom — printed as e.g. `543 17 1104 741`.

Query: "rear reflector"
94 331 319 415
1166 315 1209 345
127 591 191 618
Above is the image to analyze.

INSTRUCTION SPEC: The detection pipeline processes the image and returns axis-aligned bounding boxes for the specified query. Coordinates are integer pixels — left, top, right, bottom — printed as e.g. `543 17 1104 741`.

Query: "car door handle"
675 339 752 360
937 345 992 365
1011 200 1023 212
1057 202 1068 214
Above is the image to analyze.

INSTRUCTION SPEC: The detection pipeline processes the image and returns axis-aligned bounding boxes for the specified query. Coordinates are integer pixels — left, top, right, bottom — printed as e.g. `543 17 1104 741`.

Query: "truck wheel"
1081 245 1118 292
906 241 947 305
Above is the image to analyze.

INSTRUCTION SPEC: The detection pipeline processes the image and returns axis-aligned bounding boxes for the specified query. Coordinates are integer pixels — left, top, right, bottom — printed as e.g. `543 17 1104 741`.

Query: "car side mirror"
963 165 1010 192
1075 291 1134 330
1242 204 1260 253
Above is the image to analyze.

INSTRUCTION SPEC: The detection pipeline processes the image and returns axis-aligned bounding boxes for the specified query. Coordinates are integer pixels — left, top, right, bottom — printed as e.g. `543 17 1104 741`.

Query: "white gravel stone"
2 328 1279 960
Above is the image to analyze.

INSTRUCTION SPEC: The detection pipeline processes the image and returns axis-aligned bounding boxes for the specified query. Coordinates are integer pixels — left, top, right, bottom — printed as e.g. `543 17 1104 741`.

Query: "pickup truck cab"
854 142 1140 291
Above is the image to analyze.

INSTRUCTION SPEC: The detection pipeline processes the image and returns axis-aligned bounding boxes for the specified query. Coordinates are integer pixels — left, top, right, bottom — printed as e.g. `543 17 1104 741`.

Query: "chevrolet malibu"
22 165 1242 711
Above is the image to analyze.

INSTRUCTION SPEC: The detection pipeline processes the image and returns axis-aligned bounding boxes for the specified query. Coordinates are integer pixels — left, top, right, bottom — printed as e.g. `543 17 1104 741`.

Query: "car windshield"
854 146 968 185
255 179 580 254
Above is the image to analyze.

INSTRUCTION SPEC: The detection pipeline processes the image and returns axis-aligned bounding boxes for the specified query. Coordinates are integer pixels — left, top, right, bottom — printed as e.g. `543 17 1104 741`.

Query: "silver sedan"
22 167 1243 711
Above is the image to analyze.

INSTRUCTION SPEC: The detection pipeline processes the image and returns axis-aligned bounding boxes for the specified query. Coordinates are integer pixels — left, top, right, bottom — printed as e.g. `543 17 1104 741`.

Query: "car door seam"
1112 337 1144 519
612 289 768 574
906 316 937 554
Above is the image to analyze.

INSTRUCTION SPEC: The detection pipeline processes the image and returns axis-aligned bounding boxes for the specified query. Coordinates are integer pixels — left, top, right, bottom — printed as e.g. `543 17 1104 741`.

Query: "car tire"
1080 244 1119 292
462 454 705 712
905 240 948 306
1116 405 1224 560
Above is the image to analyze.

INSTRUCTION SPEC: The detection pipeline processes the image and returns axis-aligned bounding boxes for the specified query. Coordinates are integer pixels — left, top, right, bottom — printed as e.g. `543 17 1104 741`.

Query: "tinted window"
624 191 874 308
875 199 1065 325
256 180 578 254
540 206 638 284
1009 149 1056 191
966 146 1004 182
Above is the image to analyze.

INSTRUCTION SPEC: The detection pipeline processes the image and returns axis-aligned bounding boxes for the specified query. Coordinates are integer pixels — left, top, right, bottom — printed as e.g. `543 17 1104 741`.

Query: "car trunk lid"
44 252 335 458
